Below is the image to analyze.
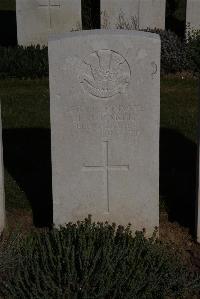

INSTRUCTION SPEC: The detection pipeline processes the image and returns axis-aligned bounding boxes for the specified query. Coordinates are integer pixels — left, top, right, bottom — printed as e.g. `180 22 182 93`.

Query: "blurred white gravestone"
49 30 160 234
101 0 166 30
16 0 82 46
101 0 140 29
186 0 200 31
139 0 166 30
0 104 5 233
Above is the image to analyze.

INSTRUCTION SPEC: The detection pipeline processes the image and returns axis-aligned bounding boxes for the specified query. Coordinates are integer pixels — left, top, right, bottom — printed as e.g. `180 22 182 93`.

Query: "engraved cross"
39 0 60 28
82 141 129 212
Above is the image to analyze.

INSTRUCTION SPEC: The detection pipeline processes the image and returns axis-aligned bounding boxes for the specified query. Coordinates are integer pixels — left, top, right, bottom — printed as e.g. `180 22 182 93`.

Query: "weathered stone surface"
0 104 5 234
139 0 166 30
186 0 200 31
49 30 160 234
101 0 166 30
101 0 140 29
16 0 82 46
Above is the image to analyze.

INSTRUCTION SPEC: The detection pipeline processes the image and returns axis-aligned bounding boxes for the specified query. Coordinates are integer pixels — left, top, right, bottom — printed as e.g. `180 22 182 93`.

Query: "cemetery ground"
0 0 15 11
1 75 200 277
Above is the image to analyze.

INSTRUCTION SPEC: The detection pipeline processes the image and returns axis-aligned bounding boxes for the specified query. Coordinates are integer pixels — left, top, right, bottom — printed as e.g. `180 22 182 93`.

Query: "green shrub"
148 29 189 74
0 45 48 79
187 28 200 76
0 218 199 299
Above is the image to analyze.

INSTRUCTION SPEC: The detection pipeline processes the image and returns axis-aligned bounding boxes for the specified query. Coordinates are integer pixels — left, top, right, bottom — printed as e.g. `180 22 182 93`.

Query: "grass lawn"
0 77 197 134
0 79 50 213
161 77 198 143
0 77 198 220
0 0 15 11
0 79 50 129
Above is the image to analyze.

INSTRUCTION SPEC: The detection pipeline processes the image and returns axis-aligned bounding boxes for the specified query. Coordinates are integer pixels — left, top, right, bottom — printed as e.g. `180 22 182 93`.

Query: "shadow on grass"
2 128 52 228
0 11 17 46
1 127 198 235
81 0 100 29
165 0 187 39
160 128 197 236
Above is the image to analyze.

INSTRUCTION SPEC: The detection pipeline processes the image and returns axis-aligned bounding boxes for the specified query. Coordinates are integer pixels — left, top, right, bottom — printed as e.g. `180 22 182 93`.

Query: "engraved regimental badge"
79 50 131 99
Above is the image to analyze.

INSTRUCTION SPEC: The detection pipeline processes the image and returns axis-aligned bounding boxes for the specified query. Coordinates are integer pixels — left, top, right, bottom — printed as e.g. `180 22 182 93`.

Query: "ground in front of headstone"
160 212 200 274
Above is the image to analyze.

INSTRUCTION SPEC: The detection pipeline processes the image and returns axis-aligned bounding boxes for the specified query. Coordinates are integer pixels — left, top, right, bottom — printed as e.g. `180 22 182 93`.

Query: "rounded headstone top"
49 29 160 43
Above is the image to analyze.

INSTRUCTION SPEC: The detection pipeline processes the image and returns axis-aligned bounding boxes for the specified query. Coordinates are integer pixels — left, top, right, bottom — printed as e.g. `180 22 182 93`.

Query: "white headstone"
101 0 140 29
16 0 82 46
101 0 166 30
186 0 200 31
139 0 166 30
49 30 160 234
0 104 5 233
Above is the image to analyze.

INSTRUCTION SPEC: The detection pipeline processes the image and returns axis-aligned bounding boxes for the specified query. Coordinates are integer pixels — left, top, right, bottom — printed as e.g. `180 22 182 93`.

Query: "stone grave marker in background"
101 0 166 30
186 0 200 31
16 0 82 46
101 0 140 29
139 0 166 30
49 30 160 234
0 104 5 233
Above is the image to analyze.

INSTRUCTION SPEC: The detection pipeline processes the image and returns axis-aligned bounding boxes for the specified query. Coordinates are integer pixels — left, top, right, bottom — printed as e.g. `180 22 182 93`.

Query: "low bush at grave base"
0 231 22 276
0 217 199 299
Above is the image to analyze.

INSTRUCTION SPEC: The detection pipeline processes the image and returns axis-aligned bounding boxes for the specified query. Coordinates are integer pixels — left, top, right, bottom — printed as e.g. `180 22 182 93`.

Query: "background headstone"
186 0 200 31
49 30 160 234
139 0 166 30
16 0 82 46
101 0 166 30
0 104 5 233
101 0 140 29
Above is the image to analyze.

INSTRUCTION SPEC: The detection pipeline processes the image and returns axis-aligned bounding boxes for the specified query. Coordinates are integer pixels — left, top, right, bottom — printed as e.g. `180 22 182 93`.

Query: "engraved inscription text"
67 104 144 139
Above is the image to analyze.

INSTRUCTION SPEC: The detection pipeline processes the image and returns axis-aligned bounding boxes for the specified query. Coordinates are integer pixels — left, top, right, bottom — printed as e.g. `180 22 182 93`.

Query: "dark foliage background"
0 46 48 79
166 0 187 38
0 11 17 47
